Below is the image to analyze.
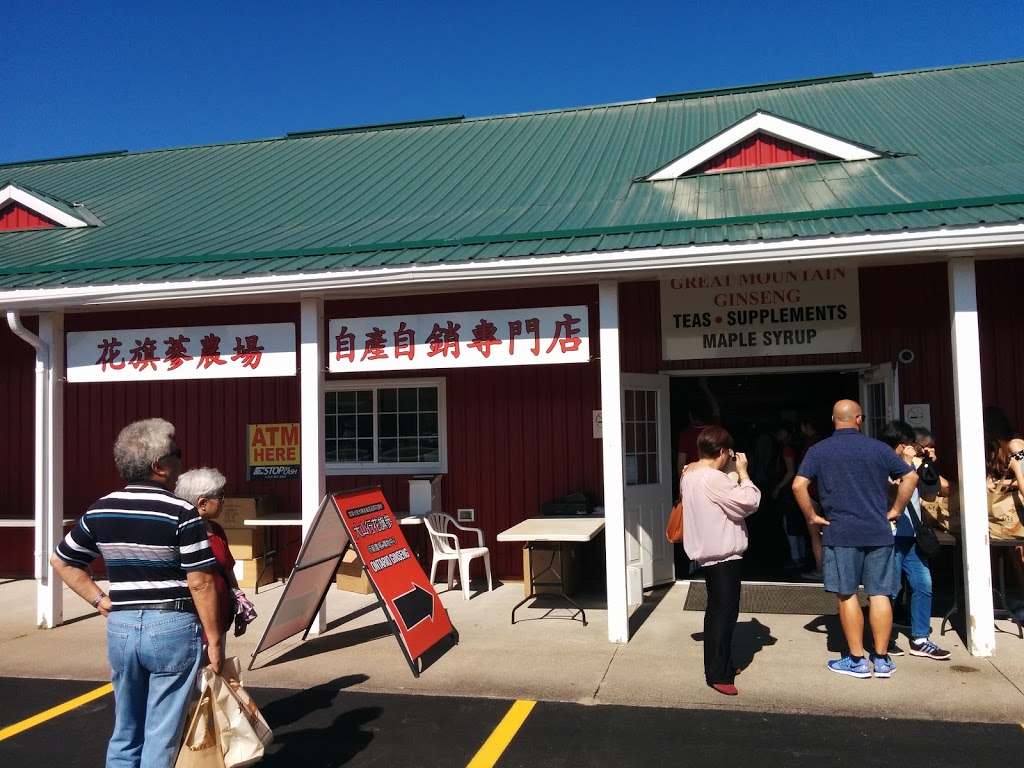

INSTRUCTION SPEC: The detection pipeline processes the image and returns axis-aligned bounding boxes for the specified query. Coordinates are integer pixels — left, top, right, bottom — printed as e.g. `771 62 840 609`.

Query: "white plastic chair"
422 512 493 600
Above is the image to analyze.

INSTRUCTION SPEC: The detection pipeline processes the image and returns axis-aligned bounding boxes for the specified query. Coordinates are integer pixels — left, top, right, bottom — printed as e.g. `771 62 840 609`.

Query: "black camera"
915 451 941 488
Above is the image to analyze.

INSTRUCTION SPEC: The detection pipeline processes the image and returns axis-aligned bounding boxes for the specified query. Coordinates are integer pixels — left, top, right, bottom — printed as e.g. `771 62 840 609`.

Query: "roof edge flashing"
286 115 466 138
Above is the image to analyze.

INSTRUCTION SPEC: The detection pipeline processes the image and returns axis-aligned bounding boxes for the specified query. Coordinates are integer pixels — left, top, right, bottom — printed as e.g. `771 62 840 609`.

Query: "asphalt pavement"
1 576 1023 766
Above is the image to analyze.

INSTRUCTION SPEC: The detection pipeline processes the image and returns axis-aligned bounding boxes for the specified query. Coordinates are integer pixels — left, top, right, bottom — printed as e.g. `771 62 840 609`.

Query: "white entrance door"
859 364 899 438
622 374 674 589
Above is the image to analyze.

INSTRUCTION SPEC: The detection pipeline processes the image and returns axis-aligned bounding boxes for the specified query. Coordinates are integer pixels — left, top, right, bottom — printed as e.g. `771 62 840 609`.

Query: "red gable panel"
694 132 832 174
0 201 58 230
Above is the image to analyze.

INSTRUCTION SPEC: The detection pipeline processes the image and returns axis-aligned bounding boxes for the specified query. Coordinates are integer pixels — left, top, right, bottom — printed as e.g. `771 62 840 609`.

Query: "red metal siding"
978 259 1024 430
325 285 603 581
0 202 57 230
5 265 1020 578
0 320 39 575
61 304 303 576
694 132 829 174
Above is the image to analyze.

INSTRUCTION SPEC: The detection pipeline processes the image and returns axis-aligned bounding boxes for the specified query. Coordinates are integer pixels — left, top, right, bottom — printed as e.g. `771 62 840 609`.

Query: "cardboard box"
335 549 374 594
233 557 276 589
522 542 579 597
225 527 264 560
219 496 275 529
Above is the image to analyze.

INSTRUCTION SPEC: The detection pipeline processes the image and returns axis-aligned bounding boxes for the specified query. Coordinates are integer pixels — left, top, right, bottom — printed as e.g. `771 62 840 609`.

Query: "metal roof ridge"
655 72 875 102
285 115 466 137
871 58 1024 80
3 192 1023 277
654 58 1024 103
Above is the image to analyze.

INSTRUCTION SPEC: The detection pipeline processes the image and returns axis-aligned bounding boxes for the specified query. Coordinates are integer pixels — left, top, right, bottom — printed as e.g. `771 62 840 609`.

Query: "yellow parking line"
466 699 536 768
0 683 113 742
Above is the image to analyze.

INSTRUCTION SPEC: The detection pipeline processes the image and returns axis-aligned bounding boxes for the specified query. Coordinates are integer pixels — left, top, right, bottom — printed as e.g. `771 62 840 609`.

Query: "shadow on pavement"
690 617 778 672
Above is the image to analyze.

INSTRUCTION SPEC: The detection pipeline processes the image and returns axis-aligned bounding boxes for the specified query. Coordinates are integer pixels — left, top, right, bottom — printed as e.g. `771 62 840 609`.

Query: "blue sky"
2 0 1021 164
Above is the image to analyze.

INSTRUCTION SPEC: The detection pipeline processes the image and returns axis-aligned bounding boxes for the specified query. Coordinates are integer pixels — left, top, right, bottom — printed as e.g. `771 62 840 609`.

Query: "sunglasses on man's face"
160 447 182 462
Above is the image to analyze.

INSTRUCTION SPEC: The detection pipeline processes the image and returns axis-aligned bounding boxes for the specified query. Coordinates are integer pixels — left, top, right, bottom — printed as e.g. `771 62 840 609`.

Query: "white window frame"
324 376 447 476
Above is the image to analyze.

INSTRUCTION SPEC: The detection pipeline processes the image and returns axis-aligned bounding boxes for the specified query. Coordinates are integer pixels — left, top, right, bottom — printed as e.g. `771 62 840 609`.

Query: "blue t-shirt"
796 428 914 547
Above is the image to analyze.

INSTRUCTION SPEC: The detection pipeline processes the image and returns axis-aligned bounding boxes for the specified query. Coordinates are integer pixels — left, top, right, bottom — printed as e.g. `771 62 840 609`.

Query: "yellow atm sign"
247 423 300 480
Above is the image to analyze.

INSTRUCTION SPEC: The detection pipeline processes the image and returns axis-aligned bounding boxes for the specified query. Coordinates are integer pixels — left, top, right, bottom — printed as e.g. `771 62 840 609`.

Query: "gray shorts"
823 544 897 596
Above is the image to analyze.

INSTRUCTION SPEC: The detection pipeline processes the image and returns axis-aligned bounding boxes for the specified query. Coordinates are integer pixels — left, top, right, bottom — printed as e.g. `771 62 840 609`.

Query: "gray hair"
175 467 227 506
114 418 176 482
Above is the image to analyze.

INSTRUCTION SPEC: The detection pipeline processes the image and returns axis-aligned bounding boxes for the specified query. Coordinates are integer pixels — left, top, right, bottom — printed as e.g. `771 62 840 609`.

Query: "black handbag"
906 502 942 560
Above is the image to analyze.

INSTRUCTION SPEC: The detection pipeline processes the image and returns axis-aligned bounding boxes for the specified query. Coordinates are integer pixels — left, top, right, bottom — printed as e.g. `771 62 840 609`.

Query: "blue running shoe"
827 656 872 678
871 655 896 678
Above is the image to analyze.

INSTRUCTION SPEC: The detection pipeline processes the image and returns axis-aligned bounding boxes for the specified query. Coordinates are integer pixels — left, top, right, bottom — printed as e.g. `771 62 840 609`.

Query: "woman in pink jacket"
681 425 761 696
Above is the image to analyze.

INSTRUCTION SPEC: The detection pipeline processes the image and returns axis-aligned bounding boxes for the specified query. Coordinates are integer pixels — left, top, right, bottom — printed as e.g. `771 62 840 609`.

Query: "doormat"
682 582 868 615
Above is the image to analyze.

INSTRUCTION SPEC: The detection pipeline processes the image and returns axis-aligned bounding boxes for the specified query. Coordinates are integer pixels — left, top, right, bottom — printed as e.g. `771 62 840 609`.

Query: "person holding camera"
680 425 760 696
880 421 950 661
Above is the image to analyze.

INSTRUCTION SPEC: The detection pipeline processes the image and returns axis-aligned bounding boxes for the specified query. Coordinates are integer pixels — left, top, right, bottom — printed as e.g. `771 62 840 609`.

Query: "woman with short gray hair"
176 468 257 652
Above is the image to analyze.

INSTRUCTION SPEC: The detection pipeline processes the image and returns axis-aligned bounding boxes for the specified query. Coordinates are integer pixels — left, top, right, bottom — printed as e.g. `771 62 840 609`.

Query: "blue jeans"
106 610 203 768
891 537 934 639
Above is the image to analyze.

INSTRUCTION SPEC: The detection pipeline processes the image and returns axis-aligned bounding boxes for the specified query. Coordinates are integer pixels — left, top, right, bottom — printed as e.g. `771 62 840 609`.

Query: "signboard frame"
248 488 457 677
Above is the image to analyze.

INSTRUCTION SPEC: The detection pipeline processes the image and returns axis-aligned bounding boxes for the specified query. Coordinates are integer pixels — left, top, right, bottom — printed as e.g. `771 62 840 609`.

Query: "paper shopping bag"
206 659 274 768
175 683 226 768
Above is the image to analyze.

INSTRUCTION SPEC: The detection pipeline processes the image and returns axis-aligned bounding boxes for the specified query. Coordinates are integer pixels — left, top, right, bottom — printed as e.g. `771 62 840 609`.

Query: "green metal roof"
2 60 1024 290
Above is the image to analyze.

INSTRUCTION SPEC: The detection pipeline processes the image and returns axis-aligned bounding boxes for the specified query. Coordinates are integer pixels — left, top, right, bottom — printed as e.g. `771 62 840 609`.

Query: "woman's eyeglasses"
203 492 226 501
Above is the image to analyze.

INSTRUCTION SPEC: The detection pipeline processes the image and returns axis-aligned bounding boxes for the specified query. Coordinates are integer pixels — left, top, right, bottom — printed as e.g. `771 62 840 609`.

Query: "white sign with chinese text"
66 323 296 382
328 306 589 372
660 265 861 359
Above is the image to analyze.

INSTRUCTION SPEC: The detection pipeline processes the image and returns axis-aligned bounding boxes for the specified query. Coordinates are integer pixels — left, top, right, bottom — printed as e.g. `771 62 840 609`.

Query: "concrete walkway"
2 578 1023 724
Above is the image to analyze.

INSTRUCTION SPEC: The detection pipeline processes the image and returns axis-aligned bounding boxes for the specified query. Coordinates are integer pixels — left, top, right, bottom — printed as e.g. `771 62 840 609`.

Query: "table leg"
993 548 1024 639
253 527 276 595
510 542 586 625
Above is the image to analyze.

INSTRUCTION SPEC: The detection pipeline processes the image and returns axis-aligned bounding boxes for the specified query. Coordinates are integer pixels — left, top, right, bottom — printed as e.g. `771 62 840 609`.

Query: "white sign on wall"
328 306 589 372
67 323 296 382
903 403 932 432
660 265 861 359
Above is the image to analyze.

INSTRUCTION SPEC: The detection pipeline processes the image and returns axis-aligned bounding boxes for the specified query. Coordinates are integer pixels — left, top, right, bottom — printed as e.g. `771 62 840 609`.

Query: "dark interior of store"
671 371 859 584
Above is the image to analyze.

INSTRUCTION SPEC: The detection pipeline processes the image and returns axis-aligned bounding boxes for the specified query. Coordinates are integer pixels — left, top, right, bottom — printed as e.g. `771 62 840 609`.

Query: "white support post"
300 298 327 635
599 281 629 643
36 312 64 628
948 257 995 656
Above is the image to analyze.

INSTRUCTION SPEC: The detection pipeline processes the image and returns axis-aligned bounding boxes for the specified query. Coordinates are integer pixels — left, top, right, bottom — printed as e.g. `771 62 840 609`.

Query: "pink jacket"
680 466 761 566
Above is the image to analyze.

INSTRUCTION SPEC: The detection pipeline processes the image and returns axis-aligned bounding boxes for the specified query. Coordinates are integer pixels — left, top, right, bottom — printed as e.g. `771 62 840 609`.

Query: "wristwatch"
91 592 106 607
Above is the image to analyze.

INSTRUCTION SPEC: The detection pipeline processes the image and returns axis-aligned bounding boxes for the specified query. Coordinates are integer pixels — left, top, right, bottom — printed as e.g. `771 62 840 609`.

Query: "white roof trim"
645 111 881 181
0 184 89 228
1 221 1021 311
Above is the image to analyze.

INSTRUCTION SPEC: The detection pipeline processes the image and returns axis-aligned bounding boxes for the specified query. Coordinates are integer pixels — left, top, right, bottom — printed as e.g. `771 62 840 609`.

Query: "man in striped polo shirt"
51 418 222 768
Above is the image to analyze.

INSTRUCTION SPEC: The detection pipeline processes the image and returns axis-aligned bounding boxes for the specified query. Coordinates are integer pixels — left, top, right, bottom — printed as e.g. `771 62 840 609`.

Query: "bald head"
833 399 863 430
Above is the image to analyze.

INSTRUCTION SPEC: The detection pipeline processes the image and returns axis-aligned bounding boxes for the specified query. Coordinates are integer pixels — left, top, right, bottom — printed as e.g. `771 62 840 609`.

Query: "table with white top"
244 513 302 592
0 517 75 528
497 515 605 625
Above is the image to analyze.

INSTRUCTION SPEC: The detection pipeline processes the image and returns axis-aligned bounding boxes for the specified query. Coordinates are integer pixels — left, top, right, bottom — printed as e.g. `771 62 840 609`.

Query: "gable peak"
645 111 881 181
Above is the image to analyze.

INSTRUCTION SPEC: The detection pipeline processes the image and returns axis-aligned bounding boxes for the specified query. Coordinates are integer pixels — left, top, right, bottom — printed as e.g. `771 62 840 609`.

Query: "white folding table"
497 515 605 625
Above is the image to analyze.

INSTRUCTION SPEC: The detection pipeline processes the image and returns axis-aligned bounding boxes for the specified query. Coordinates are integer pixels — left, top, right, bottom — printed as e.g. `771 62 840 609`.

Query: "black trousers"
703 558 743 685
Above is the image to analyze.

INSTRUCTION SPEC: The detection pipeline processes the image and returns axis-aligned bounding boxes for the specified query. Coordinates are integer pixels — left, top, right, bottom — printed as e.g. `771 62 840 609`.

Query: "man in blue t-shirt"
793 400 918 680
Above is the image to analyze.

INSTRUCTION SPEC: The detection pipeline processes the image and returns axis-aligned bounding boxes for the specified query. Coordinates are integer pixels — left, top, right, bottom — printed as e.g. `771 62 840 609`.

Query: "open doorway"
670 370 861 583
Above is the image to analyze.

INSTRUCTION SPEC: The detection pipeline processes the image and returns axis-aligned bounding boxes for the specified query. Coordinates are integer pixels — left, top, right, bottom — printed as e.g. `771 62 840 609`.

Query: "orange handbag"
666 501 684 543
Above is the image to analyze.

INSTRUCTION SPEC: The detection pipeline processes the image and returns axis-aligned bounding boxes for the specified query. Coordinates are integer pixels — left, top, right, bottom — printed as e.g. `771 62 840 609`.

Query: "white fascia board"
0 185 89 228
646 112 881 181
1 221 1022 312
